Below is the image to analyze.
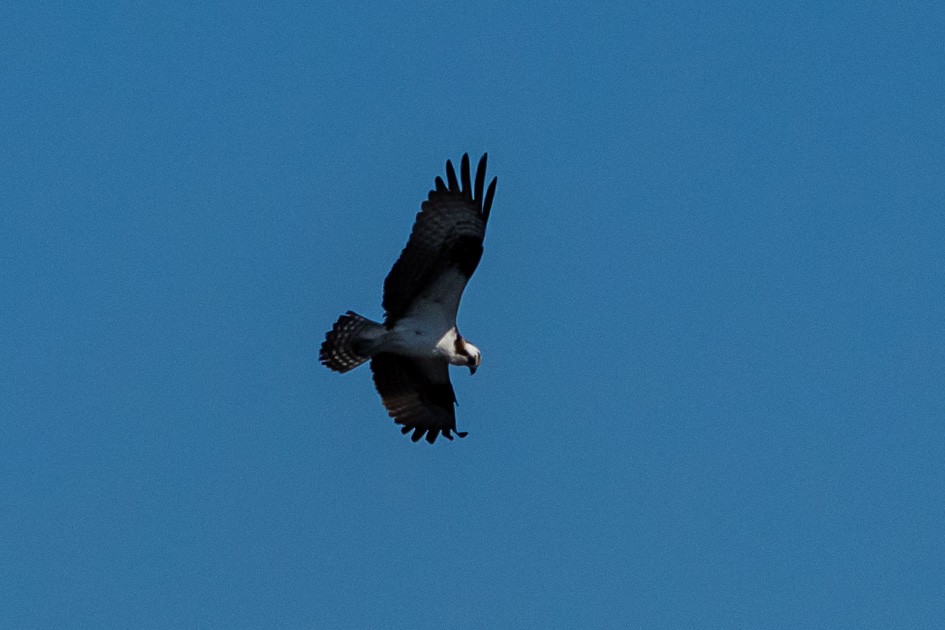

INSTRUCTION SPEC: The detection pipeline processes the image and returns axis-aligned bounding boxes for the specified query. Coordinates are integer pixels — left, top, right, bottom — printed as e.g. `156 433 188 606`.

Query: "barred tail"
320 311 383 373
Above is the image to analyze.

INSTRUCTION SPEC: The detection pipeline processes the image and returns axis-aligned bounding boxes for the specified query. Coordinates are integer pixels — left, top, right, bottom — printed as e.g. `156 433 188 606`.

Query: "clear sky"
2 3 943 628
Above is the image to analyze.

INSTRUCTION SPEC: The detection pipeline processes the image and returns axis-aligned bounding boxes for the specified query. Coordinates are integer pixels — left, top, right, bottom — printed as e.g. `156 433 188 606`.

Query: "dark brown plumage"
382 153 497 324
321 153 496 443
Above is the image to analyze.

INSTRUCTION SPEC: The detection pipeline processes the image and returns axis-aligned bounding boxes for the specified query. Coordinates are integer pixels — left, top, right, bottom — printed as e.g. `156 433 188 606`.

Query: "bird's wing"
382 153 497 324
370 353 468 443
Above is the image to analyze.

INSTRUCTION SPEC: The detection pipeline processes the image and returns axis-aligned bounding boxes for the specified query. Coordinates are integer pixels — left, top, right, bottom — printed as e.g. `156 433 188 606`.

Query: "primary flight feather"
320 153 497 443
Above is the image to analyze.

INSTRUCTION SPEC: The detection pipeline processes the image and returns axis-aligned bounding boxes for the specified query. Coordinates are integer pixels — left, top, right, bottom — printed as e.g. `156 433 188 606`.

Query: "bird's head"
459 339 481 375
466 343 481 375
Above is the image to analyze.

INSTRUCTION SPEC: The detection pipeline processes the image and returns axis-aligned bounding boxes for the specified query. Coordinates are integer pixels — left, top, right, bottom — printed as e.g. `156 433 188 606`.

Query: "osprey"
320 153 497 443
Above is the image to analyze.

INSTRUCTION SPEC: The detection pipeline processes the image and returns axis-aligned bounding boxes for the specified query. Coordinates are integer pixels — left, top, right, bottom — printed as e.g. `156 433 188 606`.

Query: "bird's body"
320 153 497 443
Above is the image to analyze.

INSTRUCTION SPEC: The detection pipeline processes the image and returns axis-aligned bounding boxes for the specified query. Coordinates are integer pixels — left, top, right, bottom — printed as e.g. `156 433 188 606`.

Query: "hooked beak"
468 365 478 375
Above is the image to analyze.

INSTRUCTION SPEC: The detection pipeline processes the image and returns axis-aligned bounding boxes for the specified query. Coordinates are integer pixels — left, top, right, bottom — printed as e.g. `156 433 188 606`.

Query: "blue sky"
2 2 943 627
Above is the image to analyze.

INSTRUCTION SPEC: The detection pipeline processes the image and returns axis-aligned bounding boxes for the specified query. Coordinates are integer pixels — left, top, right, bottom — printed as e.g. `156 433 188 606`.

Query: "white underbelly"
382 319 456 359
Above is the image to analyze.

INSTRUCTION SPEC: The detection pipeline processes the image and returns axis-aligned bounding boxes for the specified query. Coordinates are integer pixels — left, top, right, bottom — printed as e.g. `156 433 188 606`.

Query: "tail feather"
320 311 383 373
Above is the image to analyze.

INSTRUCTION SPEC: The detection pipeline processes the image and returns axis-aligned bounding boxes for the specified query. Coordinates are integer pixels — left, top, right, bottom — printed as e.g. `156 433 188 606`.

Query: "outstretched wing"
370 353 468 443
383 153 497 324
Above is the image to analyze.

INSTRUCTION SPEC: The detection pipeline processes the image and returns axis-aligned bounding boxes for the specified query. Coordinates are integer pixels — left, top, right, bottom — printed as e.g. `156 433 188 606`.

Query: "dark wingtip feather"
411 428 424 442
482 176 497 223
460 154 472 203
435 176 448 193
445 159 459 191
425 430 437 444
474 154 487 212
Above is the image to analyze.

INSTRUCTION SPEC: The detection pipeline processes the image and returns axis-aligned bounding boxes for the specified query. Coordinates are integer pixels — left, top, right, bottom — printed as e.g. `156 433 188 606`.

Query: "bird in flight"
320 153 497 443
